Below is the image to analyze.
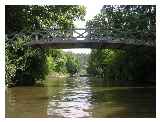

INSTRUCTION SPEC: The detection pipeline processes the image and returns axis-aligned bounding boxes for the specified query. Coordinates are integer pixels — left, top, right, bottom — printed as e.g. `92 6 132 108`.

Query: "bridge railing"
5 28 156 47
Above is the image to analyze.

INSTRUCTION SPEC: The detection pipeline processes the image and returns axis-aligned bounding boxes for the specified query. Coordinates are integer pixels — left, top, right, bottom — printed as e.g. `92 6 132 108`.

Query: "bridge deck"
6 28 155 49
29 38 154 49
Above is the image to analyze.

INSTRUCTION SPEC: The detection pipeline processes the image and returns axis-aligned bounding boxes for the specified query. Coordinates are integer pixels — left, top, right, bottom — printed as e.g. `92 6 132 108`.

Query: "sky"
63 4 103 54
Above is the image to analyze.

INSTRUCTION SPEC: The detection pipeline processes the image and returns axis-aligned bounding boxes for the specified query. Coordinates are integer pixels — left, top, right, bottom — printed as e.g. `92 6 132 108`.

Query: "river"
6 76 156 118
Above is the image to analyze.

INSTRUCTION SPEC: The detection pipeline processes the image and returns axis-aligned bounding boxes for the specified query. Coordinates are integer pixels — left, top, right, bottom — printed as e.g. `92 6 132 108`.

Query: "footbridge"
6 28 156 49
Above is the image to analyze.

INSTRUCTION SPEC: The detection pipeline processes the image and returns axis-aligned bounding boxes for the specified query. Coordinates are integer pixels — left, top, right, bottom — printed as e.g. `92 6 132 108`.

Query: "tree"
87 5 155 42
6 5 86 33
47 49 67 73
87 5 156 83
5 5 86 85
66 53 80 76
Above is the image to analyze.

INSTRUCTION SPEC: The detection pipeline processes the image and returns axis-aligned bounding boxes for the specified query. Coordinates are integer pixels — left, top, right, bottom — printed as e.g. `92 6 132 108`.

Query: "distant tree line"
47 50 80 76
68 53 90 75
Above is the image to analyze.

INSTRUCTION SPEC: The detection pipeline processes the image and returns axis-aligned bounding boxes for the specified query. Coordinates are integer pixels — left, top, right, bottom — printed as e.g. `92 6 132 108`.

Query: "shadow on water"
6 76 156 118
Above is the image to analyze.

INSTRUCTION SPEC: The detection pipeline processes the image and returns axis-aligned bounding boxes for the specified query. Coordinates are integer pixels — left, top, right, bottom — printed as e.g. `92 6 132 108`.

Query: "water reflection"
6 87 49 117
47 77 92 117
6 76 156 118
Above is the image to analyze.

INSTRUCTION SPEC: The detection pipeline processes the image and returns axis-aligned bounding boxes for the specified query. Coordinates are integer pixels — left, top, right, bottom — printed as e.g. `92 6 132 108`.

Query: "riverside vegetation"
5 5 86 86
5 5 156 118
6 5 155 86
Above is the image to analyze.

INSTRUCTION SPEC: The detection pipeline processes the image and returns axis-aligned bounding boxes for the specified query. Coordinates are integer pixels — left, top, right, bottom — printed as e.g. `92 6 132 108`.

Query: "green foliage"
6 5 86 34
47 49 67 73
87 5 156 82
87 5 155 43
5 50 16 84
47 56 55 72
66 53 80 76
46 50 80 75
74 53 89 74
6 35 49 85
5 5 86 86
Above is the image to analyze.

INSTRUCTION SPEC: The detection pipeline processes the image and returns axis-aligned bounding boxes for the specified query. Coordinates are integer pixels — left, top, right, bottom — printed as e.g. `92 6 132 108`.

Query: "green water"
6 76 156 118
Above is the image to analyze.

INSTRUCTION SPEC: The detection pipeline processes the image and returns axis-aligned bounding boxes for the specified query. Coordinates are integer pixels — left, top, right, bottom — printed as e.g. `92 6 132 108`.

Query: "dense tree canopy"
6 5 156 86
87 5 156 83
87 5 155 43
6 5 86 33
5 5 86 86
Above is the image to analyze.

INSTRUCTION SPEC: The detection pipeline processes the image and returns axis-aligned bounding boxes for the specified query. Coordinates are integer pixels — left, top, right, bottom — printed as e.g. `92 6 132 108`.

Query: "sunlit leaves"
6 5 86 33
66 53 80 75
87 5 156 81
5 5 86 85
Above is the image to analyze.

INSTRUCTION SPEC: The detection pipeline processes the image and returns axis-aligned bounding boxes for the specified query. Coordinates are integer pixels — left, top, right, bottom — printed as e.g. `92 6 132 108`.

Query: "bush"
5 35 49 86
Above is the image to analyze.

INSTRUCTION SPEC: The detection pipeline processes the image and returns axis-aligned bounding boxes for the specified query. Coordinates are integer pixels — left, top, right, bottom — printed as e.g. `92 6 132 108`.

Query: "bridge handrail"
5 28 155 47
